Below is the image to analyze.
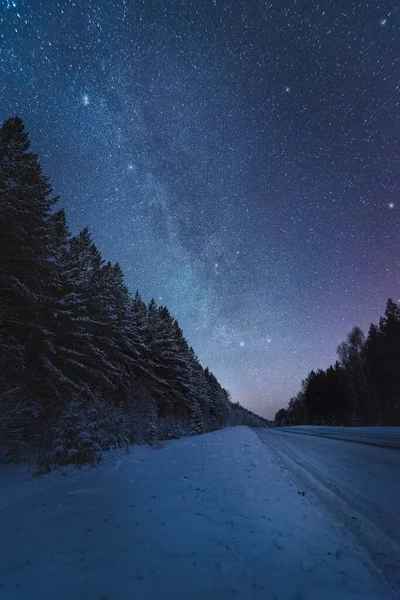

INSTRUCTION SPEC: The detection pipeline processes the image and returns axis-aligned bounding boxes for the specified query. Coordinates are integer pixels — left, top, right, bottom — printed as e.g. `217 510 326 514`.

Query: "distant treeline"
0 117 266 472
275 300 400 427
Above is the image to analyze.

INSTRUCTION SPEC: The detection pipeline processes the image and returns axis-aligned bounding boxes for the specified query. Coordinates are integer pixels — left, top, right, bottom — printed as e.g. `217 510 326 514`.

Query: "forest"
275 300 400 427
0 117 266 472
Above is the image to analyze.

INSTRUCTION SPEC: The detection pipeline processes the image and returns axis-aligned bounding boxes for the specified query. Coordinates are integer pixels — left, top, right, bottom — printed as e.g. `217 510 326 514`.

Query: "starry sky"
1 0 399 418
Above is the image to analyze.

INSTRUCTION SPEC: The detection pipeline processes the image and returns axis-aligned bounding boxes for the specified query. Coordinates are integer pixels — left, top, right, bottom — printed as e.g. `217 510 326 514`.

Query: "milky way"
1 0 399 417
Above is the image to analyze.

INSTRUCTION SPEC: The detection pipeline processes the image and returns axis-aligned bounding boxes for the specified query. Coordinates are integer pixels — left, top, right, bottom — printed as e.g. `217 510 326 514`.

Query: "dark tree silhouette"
0 117 266 471
275 299 400 427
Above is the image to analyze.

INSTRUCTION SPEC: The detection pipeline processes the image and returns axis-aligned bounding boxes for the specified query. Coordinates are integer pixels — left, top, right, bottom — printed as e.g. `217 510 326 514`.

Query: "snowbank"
0 427 392 599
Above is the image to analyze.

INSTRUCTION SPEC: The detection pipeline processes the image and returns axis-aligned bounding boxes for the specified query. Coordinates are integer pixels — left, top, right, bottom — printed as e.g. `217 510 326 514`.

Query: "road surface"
255 427 400 594
279 425 400 449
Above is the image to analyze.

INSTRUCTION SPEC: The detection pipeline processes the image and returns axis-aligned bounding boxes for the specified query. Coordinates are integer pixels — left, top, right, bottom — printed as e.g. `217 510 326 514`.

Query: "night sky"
1 0 399 418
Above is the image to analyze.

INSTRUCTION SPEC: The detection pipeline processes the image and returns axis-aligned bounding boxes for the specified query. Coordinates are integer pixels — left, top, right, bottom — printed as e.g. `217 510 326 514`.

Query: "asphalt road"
255 427 400 595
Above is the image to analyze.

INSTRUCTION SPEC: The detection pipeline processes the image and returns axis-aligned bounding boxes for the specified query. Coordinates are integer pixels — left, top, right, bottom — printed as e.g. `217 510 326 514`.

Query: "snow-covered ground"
279 425 400 448
0 427 396 600
256 428 400 595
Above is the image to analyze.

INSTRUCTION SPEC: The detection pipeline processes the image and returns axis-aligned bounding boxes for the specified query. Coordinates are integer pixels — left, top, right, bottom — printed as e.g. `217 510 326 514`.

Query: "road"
255 427 400 594
279 425 400 449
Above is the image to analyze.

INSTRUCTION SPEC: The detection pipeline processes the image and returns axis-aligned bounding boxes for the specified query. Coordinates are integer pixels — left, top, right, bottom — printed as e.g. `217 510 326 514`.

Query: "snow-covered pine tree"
168 318 197 417
64 228 124 399
0 117 58 445
0 116 55 337
190 400 204 436
34 209 96 405
204 367 230 428
127 291 150 369
185 347 210 428
0 116 55 361
145 302 184 417
35 224 140 467
89 259 131 396
36 396 131 474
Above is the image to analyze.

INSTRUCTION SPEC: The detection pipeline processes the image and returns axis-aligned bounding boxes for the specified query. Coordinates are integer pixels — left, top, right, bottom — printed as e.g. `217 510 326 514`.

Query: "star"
2 0 397 423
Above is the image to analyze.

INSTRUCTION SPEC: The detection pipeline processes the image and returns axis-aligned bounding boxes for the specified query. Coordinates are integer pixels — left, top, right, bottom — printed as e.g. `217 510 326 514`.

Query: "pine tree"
274 408 288 427
186 348 210 427
145 303 193 418
0 117 57 381
65 229 124 397
190 400 204 436
31 207 80 404
0 117 60 449
365 323 387 422
374 299 400 422
204 367 230 428
124 291 150 380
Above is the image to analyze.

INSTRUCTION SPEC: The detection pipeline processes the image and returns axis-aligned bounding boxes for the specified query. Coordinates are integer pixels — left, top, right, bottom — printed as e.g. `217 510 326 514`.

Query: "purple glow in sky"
1 0 398 417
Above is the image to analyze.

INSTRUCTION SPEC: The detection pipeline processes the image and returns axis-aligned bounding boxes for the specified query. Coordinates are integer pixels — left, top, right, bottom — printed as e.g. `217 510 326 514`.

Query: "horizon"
1 0 398 420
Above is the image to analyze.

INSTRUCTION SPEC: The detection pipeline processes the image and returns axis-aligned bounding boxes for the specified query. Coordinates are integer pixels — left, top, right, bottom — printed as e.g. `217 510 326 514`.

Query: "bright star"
388 203 395 209
215 263 219 268
128 164 134 170
285 86 290 93
239 341 245 347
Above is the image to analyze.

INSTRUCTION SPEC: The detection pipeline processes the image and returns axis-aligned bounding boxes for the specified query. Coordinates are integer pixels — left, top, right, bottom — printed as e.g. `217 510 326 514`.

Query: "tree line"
275 300 400 427
0 117 266 472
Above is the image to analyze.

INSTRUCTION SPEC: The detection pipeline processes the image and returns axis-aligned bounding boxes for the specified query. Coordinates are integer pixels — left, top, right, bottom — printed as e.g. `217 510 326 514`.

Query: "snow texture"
0 426 395 600
256 428 400 595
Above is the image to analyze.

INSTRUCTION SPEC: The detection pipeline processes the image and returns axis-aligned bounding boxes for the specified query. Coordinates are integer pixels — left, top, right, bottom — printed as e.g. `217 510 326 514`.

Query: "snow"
0 427 394 600
279 425 400 448
256 427 400 594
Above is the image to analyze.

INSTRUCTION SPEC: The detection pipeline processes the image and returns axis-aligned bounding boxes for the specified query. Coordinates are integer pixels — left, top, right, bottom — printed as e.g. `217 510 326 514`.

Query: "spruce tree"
0 117 56 371
65 228 124 397
0 117 60 444
377 299 400 422
124 291 150 381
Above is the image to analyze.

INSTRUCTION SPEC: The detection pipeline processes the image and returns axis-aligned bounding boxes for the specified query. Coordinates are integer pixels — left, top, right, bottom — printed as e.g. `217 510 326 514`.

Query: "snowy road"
255 428 400 594
0 427 398 600
279 425 400 449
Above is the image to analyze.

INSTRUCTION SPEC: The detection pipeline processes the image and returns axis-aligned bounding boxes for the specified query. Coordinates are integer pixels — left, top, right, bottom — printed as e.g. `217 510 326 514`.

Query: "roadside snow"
0 427 393 600
280 426 400 448
256 427 400 594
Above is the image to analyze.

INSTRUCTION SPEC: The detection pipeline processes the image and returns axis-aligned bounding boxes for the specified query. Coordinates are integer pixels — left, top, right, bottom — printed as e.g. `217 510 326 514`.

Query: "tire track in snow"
255 428 400 596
